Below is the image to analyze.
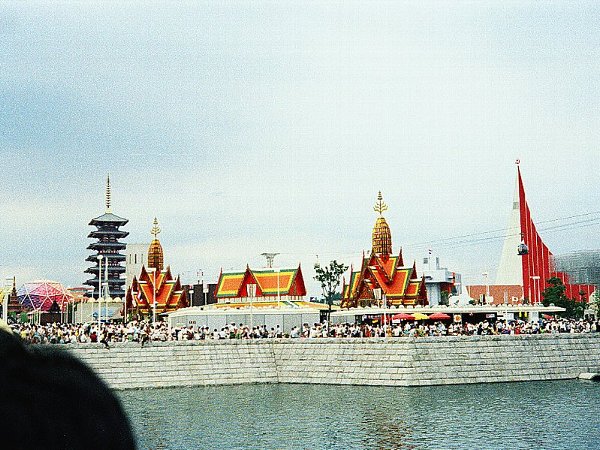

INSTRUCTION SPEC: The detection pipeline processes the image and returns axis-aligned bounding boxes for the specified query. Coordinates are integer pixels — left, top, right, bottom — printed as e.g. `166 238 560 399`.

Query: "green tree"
541 276 585 319
314 260 348 322
439 290 450 306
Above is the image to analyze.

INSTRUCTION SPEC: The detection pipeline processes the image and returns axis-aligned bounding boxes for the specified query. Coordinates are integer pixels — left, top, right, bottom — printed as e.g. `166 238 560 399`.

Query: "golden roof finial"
373 191 388 216
105 174 112 213
151 217 161 239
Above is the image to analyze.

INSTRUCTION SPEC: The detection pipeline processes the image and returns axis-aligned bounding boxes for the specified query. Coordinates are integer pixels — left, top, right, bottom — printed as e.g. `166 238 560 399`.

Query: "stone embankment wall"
68 334 600 390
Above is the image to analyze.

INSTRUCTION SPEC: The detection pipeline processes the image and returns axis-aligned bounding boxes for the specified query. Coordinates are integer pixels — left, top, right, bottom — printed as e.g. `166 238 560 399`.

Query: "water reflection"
118 381 600 449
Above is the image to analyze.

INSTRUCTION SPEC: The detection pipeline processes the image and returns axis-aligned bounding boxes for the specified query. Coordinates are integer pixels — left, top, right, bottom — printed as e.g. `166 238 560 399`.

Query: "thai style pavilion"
125 219 188 319
214 265 308 308
341 192 428 308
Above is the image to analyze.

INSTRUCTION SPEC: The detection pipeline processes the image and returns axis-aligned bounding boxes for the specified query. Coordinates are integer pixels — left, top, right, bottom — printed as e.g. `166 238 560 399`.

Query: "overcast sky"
1 1 599 295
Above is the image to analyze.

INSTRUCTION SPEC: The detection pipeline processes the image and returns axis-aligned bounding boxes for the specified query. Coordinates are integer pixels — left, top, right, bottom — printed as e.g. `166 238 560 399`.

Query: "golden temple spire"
105 174 112 213
148 218 164 272
373 191 388 216
372 192 392 256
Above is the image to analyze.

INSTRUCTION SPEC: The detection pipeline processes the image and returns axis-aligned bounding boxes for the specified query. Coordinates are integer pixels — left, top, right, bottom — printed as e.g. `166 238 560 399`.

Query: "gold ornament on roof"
372 192 392 256
373 191 388 216
151 217 161 238
148 218 164 272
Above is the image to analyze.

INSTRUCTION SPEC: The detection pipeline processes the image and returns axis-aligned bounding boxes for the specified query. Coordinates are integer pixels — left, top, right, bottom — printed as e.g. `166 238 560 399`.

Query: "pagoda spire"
372 192 392 256
105 174 112 213
148 218 164 272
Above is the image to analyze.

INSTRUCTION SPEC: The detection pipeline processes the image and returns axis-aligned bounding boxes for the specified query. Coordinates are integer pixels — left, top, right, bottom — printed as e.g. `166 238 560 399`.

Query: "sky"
1 1 599 295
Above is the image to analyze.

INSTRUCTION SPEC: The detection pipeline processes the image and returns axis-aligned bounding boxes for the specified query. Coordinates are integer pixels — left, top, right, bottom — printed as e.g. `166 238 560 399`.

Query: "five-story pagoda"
84 176 129 298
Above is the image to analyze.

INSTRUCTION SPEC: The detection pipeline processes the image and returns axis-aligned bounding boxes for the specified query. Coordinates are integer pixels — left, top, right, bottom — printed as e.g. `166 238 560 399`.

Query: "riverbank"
68 334 600 390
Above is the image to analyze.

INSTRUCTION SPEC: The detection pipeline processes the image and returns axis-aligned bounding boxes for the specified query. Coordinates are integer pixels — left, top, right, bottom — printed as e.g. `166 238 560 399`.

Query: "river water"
118 380 600 449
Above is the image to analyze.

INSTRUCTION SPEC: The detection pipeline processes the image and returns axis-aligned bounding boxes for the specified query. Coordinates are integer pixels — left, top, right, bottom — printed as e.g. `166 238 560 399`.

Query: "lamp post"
248 283 256 331
189 289 194 308
128 290 136 325
274 268 281 309
373 288 385 334
482 272 490 305
531 275 541 305
104 255 109 323
383 293 388 334
97 255 103 329
147 268 157 329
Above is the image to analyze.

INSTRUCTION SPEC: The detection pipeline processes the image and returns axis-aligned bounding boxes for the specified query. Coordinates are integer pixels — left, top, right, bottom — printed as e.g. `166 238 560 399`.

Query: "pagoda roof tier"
87 242 127 250
89 212 129 226
85 266 126 274
84 290 126 298
83 280 124 297
88 230 129 238
85 254 126 263
84 278 126 287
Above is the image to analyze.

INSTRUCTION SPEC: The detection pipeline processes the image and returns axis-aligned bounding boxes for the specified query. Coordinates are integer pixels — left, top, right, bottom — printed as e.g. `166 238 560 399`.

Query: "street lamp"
482 272 490 305
383 294 388 334
248 283 256 331
97 255 103 329
129 289 137 325
147 267 157 329
274 268 281 309
373 288 386 334
104 255 109 323
531 275 541 305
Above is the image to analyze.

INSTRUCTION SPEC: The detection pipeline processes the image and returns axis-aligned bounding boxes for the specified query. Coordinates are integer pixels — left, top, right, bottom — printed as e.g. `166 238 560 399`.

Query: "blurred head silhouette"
0 322 135 450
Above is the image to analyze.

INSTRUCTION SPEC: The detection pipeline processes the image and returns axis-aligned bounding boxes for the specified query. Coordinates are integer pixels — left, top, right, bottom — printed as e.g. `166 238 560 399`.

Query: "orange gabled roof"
405 280 421 297
253 269 296 295
349 271 362 298
216 266 306 298
380 268 412 298
216 272 245 298
129 265 188 314
374 254 399 282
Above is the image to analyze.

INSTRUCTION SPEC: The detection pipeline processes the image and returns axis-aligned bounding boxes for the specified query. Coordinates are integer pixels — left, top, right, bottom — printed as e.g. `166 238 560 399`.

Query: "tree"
314 260 348 322
541 277 585 319
439 290 450 306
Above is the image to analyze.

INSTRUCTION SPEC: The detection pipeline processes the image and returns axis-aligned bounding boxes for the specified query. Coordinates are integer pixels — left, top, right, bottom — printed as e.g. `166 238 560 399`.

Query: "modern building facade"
553 250 600 288
421 254 462 306
125 243 150 292
488 163 596 303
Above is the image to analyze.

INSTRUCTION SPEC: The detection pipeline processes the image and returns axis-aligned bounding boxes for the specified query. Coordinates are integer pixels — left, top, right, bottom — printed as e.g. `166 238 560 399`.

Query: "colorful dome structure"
17 280 74 312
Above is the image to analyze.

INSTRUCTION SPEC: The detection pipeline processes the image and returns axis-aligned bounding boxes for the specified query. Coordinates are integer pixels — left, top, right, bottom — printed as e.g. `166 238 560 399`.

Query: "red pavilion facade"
124 219 188 318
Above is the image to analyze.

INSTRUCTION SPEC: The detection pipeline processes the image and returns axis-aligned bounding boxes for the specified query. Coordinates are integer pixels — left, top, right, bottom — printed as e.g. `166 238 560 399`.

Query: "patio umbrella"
429 312 451 320
413 313 429 320
391 313 415 321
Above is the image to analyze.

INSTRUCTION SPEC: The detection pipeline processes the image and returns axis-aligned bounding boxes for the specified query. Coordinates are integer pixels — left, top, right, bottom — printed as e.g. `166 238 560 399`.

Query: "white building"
125 243 149 292
422 254 462 306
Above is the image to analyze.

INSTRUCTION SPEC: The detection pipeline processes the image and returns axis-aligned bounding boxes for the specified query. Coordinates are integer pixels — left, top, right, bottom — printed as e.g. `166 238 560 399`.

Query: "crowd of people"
9 316 600 346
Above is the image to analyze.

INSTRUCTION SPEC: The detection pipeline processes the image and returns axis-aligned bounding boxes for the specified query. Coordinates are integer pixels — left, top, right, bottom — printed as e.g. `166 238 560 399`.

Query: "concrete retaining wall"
68 334 600 389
